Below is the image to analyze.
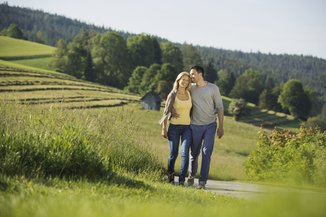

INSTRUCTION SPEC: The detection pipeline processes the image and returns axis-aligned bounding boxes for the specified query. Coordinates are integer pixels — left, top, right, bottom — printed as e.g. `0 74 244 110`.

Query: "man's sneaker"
187 176 194 186
197 181 206 190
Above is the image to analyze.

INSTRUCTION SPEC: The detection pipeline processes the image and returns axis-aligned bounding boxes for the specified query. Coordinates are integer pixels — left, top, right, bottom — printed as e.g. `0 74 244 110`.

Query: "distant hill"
0 3 325 105
0 36 55 59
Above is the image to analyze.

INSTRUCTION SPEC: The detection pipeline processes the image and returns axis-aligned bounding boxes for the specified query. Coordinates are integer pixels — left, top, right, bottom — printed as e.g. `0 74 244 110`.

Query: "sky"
3 0 326 59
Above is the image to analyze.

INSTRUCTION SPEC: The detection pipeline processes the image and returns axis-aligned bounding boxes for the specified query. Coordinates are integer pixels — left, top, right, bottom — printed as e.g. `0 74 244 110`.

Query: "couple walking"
160 65 224 189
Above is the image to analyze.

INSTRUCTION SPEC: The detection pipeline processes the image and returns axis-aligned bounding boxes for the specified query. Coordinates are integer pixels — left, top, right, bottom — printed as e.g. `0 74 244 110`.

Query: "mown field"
2 36 322 217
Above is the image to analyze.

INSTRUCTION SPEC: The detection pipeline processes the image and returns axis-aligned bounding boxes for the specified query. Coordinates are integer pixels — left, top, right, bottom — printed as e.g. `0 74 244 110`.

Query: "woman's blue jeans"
167 124 192 182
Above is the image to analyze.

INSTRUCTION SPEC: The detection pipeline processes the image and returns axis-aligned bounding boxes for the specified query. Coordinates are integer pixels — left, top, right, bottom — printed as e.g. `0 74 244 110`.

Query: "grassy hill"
0 36 301 181
0 36 56 70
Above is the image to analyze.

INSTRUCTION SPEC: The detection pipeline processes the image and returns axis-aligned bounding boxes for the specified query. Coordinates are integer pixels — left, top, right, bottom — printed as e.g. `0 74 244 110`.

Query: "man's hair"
190 65 204 76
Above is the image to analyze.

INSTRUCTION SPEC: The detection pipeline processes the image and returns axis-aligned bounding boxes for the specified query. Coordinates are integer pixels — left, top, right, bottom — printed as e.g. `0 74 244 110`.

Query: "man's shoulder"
207 82 219 89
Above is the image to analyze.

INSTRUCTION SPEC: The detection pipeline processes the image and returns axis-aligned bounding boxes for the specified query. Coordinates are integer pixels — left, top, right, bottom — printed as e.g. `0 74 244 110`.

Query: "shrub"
228 99 247 121
245 127 326 186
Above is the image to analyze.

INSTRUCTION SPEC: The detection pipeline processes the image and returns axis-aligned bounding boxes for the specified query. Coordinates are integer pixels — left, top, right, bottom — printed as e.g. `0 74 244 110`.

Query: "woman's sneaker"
187 176 194 186
163 172 174 184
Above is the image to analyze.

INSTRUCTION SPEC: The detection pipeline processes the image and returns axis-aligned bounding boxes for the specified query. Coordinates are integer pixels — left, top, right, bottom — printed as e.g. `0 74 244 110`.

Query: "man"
187 65 224 189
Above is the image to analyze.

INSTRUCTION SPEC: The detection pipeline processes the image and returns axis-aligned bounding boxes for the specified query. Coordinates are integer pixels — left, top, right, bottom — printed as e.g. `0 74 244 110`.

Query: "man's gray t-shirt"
190 82 224 125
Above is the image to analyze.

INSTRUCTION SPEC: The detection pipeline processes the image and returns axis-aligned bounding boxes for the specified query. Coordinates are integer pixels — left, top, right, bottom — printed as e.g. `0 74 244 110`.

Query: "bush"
245 127 326 186
228 99 247 121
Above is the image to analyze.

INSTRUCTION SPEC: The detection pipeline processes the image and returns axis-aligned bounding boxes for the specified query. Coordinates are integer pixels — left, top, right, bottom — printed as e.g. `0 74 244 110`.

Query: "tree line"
1 2 325 104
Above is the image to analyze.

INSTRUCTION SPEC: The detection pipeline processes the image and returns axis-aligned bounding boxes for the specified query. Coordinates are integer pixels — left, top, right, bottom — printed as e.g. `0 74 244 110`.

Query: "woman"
159 71 192 186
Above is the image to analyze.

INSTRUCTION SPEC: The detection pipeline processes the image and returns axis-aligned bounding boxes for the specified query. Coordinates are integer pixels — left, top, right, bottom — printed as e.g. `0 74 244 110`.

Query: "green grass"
0 36 55 58
11 56 55 71
1 175 325 217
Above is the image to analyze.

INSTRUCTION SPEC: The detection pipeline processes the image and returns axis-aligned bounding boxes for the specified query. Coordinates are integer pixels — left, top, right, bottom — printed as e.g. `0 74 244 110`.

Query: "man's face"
190 69 200 83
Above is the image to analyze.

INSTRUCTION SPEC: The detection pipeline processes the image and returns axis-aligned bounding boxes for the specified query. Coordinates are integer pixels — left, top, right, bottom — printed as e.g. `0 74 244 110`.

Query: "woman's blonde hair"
172 71 191 92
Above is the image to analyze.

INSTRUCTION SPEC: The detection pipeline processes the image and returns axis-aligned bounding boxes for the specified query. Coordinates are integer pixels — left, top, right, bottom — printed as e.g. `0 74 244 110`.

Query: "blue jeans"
189 122 217 183
167 124 192 182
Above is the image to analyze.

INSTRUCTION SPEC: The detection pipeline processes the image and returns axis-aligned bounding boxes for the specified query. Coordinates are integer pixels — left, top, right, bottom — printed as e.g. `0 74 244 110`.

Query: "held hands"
216 127 224 139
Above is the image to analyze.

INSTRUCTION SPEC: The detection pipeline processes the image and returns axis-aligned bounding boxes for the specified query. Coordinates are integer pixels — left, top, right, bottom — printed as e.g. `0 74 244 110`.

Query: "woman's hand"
161 128 168 139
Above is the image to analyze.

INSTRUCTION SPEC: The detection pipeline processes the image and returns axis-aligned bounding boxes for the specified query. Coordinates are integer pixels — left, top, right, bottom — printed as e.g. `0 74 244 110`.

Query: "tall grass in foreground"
0 175 325 217
0 101 163 180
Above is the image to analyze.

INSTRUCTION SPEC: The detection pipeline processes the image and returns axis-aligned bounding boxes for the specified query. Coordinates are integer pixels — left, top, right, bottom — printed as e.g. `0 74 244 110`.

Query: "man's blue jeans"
167 124 191 182
189 122 217 183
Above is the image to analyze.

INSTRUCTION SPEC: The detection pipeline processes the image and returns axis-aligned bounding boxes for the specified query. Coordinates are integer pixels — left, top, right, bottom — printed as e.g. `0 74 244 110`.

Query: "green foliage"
160 42 183 72
216 69 235 96
180 44 202 70
230 68 264 104
246 127 326 187
1 3 325 108
278 79 311 120
127 34 161 68
139 64 161 94
204 60 218 83
126 66 147 93
92 32 131 88
0 23 24 39
228 99 247 121
258 87 282 112
304 106 326 131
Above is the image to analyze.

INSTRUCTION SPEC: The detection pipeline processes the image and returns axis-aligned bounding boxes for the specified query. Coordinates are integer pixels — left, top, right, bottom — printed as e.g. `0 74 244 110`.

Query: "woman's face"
178 75 190 89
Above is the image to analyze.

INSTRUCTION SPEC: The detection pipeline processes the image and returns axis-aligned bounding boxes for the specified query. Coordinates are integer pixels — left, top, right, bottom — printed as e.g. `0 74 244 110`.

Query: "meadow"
1 36 324 217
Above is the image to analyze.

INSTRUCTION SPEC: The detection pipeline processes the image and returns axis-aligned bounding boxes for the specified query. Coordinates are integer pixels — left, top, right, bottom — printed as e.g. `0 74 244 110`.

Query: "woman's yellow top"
170 91 192 125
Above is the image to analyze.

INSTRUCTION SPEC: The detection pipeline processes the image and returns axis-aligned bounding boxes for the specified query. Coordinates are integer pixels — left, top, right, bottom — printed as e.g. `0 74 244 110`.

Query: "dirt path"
176 177 326 199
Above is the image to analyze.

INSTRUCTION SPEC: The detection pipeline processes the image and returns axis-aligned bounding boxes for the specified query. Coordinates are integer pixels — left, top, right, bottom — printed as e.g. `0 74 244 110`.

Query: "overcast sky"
3 0 326 59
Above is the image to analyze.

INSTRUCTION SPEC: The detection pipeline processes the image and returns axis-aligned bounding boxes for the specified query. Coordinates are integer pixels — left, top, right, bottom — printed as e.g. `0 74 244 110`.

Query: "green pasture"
0 36 55 58
11 56 55 71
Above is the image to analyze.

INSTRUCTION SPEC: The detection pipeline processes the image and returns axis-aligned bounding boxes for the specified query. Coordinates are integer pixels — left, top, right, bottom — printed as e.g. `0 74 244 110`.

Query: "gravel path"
175 177 326 199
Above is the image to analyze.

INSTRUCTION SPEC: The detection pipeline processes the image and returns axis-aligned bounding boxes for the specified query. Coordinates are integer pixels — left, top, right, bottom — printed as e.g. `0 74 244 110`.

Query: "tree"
259 89 282 111
1 23 24 39
35 30 47 44
229 68 264 104
204 60 218 83
84 51 95 82
126 66 147 93
216 69 235 96
160 42 184 72
180 44 202 70
52 39 68 72
62 29 93 78
278 80 311 120
127 34 161 69
92 32 131 88
140 64 161 94
154 63 177 98
157 80 172 99
154 63 178 86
